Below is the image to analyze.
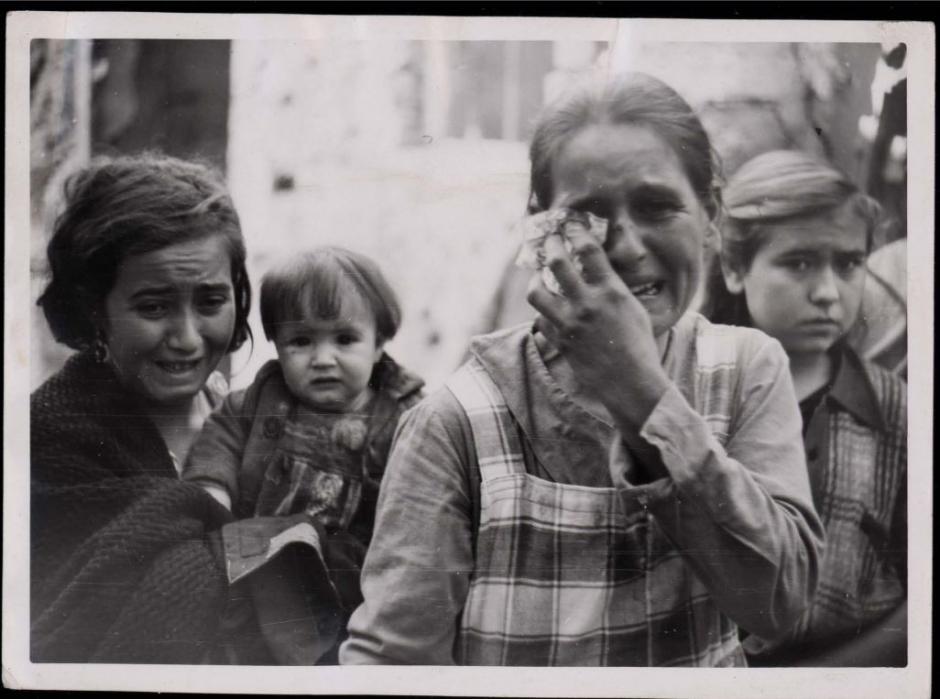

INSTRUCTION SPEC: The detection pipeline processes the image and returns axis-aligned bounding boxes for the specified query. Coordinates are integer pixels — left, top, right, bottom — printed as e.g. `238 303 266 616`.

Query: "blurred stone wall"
91 40 231 169
226 40 533 390
606 41 880 180
30 39 92 388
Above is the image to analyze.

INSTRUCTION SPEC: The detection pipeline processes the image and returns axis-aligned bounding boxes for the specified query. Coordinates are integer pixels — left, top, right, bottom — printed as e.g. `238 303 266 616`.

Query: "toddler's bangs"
295 269 368 325
260 253 375 340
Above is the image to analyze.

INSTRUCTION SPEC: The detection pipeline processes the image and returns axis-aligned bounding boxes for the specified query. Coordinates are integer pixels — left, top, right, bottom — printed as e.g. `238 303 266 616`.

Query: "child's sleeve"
181 388 251 503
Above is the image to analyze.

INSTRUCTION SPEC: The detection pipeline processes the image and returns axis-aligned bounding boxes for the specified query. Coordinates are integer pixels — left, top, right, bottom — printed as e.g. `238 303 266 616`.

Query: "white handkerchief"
514 208 608 294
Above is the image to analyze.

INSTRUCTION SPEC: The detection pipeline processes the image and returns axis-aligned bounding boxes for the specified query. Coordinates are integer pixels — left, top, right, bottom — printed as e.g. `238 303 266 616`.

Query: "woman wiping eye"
341 74 824 668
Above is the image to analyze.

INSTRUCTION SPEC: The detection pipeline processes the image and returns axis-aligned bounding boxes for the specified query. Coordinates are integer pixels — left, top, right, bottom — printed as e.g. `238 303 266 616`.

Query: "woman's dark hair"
700 149 885 326
37 153 252 352
527 72 720 217
259 246 402 345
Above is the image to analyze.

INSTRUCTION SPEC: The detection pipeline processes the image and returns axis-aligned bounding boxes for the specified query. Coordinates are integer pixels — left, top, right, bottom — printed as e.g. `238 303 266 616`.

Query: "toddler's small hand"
202 483 233 511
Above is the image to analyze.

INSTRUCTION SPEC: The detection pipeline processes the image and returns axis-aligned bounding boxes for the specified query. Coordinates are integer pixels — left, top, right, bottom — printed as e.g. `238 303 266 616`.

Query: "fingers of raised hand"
543 234 584 297
536 313 567 350
526 272 568 327
563 222 611 284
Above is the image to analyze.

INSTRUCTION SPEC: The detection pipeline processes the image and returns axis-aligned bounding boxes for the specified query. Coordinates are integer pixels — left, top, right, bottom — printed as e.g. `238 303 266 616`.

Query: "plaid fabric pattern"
790 361 907 646
447 357 744 667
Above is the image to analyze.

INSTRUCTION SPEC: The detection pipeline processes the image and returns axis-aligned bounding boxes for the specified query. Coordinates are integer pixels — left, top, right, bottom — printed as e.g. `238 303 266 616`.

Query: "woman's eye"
572 200 608 219
134 301 168 318
634 199 678 220
197 295 230 313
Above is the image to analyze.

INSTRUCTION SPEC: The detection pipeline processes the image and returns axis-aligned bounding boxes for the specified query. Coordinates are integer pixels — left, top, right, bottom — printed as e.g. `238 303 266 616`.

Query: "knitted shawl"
30 350 234 663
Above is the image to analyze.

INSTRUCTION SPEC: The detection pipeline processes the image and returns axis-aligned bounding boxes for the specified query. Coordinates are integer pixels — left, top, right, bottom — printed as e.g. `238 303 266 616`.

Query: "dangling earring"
93 331 110 364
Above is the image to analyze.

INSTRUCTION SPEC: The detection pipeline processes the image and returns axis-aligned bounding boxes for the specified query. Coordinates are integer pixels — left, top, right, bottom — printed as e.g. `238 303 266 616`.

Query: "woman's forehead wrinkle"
555 130 687 195
127 243 230 285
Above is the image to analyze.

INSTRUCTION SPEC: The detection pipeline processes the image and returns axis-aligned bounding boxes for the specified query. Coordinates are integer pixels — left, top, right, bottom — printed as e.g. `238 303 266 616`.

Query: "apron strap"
445 358 525 483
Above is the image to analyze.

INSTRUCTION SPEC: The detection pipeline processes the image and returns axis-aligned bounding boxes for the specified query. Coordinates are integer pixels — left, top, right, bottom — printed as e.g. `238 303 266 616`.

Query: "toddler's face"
724 202 869 357
274 293 383 413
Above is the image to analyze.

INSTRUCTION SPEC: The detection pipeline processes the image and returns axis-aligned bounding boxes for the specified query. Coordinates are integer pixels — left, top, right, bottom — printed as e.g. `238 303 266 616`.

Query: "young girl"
340 74 824 667
183 247 424 663
702 150 907 666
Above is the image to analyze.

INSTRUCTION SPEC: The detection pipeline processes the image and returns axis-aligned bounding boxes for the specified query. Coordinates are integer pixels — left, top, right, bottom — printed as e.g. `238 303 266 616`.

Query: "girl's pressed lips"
799 319 841 332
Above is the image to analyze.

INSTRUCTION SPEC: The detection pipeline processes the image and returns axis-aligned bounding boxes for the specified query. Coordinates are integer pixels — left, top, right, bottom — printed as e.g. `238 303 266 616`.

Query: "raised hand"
526 222 671 433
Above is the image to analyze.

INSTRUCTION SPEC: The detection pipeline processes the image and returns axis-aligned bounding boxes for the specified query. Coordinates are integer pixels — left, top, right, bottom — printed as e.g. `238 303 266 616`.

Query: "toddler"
184 246 424 661
702 150 907 667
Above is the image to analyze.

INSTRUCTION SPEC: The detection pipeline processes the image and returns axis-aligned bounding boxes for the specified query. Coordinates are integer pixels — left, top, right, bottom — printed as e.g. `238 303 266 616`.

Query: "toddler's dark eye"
289 336 311 347
337 333 359 345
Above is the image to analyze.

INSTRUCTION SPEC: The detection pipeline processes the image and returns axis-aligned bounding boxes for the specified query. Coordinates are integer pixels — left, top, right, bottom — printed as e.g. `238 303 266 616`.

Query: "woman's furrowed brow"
632 182 682 200
128 285 175 299
197 282 234 293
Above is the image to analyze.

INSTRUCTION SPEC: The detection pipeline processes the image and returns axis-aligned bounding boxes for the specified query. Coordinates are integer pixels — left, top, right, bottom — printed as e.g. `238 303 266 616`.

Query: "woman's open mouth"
155 359 202 376
628 280 664 298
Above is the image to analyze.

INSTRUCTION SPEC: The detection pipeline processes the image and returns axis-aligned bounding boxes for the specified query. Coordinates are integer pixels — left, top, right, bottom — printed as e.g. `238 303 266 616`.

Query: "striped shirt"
341 313 824 665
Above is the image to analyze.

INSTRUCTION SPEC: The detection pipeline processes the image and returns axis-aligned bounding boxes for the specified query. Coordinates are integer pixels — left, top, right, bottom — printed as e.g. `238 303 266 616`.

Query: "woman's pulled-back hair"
259 247 402 345
528 72 719 216
701 149 885 326
37 153 252 352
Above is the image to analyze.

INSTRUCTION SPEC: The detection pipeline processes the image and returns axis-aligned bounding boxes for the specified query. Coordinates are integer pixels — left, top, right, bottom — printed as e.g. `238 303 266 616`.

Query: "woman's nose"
605 208 648 268
165 310 201 353
809 266 840 305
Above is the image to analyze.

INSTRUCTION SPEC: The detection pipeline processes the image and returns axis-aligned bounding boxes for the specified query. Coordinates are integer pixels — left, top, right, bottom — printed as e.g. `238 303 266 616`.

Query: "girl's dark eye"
835 255 866 275
336 333 359 346
288 336 311 347
783 258 812 273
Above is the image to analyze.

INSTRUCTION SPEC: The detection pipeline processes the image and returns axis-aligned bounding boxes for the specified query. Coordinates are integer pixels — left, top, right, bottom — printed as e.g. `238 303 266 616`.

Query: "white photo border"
4 12 933 698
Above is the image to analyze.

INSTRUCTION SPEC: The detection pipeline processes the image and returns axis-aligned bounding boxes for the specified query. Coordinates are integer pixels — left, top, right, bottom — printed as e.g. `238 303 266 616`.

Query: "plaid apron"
446 357 746 667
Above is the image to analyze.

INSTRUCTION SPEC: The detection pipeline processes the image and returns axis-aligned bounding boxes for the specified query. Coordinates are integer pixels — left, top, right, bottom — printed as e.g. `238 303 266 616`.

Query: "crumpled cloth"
220 514 357 665
513 208 608 294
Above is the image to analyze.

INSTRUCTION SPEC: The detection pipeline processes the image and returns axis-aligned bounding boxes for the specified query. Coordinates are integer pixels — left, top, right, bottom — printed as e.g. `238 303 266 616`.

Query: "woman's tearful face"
550 122 713 337
103 234 237 408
